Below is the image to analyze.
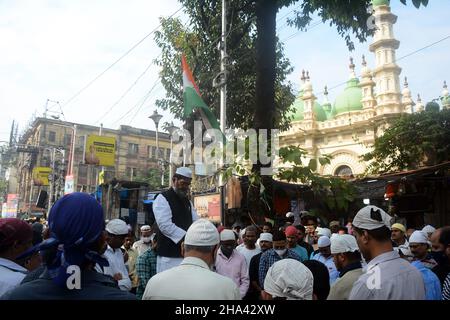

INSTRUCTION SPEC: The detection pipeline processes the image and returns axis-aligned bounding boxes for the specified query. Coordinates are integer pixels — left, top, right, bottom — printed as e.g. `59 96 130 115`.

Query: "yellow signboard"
32 167 52 186
85 135 116 167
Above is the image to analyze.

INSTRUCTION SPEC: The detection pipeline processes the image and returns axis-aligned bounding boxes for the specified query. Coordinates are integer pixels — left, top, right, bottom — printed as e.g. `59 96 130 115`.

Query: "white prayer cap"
264 259 313 300
286 212 294 218
422 225 436 235
331 234 359 254
317 227 331 238
140 225 151 232
259 233 273 242
395 246 412 257
353 205 392 230
106 219 129 235
409 230 429 244
318 236 331 248
175 167 192 179
184 219 219 246
220 229 236 242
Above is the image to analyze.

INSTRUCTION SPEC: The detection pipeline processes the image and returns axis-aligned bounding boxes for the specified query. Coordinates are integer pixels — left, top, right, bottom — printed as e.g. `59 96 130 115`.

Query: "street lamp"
165 122 179 186
149 110 164 187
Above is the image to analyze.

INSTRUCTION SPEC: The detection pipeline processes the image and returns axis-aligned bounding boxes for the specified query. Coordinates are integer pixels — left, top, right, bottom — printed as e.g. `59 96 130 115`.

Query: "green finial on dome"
372 0 390 7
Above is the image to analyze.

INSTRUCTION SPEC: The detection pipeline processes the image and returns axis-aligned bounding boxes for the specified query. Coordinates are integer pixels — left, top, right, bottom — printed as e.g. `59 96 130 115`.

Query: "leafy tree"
0 178 7 201
223 145 355 220
135 167 170 190
154 3 295 131
363 108 450 174
157 0 427 221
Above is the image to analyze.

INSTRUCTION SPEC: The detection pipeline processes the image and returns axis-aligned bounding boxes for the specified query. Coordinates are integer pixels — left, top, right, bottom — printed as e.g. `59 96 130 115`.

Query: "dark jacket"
5 268 136 300
156 188 193 258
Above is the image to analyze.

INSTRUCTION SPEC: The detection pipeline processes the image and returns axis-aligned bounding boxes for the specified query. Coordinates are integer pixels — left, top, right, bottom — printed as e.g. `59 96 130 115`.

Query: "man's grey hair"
184 244 216 253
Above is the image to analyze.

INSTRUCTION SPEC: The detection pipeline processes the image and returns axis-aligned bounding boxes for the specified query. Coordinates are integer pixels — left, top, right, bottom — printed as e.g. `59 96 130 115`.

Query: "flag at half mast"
182 54 221 131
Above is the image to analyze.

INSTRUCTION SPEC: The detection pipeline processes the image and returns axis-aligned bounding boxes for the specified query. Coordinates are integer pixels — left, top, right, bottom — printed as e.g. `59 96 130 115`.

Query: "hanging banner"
84 135 116 167
64 175 74 194
32 167 52 186
2 194 18 218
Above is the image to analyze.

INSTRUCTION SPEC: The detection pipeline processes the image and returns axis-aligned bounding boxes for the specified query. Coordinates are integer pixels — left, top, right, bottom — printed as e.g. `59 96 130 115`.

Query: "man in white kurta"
153 167 198 273
99 219 132 291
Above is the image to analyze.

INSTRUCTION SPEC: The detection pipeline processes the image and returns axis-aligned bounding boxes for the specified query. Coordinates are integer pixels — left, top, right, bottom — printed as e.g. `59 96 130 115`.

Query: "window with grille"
128 143 139 155
48 131 56 142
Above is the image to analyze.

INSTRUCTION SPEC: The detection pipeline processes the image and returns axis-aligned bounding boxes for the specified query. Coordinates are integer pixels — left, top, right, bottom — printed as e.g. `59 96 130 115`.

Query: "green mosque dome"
291 91 305 121
442 95 450 106
372 0 390 7
290 90 327 122
332 78 363 116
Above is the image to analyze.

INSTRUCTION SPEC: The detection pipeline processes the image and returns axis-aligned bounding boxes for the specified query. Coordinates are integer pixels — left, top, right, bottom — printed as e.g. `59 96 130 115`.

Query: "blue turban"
24 193 109 287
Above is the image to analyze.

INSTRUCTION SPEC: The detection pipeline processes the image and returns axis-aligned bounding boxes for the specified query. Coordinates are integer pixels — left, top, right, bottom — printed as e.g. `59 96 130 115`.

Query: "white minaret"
369 0 402 115
360 55 377 112
415 94 424 112
322 85 332 116
402 77 414 113
302 71 317 122
442 81 450 109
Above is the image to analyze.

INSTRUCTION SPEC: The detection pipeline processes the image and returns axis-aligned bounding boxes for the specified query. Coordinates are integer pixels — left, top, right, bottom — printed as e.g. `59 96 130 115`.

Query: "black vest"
156 188 193 258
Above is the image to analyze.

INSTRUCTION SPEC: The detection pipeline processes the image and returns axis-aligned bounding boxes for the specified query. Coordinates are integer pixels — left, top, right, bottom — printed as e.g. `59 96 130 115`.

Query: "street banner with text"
85 135 116 167
32 167 52 186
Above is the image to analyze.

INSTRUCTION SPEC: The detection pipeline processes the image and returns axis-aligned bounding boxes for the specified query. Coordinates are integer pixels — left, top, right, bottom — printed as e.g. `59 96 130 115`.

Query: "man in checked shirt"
136 234 158 299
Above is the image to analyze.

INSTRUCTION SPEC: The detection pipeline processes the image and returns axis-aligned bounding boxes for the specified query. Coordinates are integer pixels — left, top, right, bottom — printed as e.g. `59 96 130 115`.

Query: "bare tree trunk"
248 0 278 225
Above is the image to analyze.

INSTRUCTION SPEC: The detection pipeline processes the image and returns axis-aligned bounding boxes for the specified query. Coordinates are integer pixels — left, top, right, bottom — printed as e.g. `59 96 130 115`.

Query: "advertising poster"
85 135 116 167
193 193 221 223
2 194 18 218
32 167 52 186
64 175 74 194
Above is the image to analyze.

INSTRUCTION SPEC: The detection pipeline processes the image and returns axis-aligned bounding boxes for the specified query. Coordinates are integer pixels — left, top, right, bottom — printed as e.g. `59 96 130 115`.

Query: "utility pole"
47 148 56 215
70 125 77 177
217 0 228 225
95 123 104 188
220 0 227 136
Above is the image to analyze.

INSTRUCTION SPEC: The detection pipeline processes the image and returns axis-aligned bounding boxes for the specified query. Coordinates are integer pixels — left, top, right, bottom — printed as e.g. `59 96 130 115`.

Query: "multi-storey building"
15 117 171 211
280 0 450 176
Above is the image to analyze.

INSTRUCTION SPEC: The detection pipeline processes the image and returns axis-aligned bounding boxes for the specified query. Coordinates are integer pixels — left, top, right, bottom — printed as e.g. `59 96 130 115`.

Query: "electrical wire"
314 34 450 97
93 58 156 125
60 6 183 111
281 20 322 42
110 77 161 126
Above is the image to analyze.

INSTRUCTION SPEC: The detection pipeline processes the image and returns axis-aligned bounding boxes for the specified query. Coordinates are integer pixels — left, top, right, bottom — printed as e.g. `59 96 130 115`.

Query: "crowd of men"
1 166 450 300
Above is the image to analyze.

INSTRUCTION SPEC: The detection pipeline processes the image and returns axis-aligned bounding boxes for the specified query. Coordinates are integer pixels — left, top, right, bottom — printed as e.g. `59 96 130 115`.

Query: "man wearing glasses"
153 167 199 273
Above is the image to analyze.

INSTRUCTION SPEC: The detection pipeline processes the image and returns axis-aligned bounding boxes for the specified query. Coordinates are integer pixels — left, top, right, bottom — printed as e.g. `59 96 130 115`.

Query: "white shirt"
132 240 151 256
99 245 132 291
0 258 28 298
236 245 261 267
152 193 199 245
143 256 240 300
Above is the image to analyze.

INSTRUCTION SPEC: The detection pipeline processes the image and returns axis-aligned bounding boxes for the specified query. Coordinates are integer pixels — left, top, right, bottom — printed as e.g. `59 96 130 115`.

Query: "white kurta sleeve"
118 277 132 291
190 200 199 221
153 194 187 244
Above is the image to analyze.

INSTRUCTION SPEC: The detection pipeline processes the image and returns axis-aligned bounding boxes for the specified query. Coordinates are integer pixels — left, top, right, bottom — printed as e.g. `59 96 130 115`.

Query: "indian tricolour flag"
182 54 221 131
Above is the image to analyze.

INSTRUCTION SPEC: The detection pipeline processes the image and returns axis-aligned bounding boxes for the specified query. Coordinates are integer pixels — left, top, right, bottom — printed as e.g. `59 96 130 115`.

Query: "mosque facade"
279 0 450 177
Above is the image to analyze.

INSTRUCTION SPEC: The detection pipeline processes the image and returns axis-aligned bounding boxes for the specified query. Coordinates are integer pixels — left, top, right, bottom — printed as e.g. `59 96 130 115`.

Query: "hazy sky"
1 0 449 144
